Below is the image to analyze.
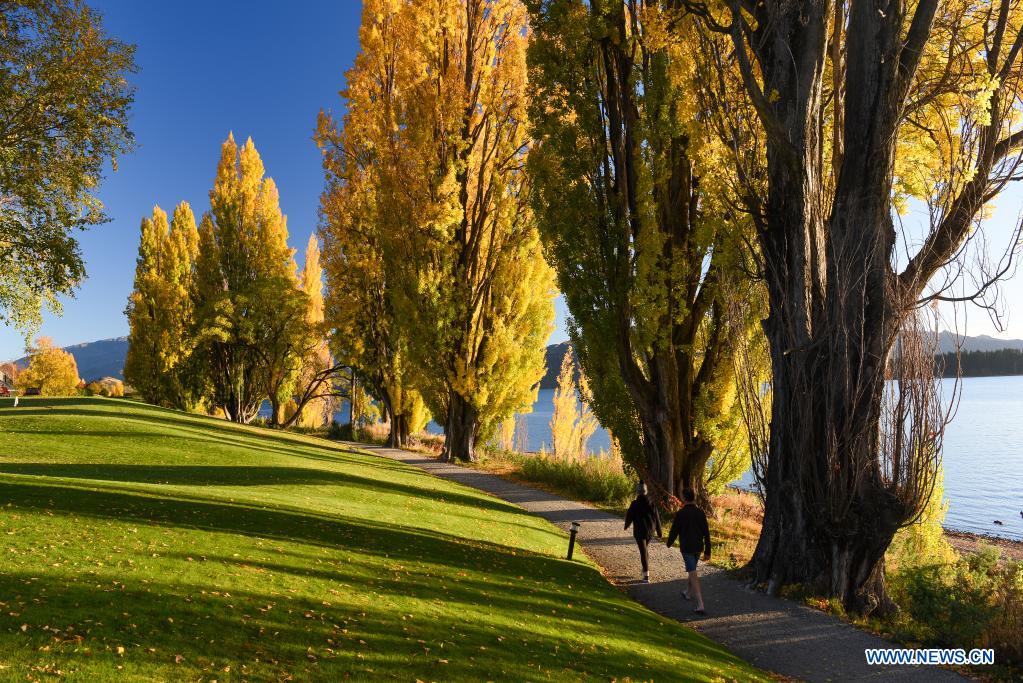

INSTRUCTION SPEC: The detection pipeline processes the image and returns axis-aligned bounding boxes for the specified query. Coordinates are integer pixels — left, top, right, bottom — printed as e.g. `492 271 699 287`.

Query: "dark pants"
635 536 649 572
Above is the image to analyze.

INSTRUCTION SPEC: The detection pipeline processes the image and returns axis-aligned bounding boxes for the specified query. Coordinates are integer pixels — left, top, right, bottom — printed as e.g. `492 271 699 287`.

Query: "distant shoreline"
945 529 1023 562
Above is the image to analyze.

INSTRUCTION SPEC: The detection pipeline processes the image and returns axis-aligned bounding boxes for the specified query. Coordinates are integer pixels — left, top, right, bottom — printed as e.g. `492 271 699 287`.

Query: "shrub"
513 450 634 507
887 465 956 571
895 554 999 646
985 560 1023 663
326 421 345 440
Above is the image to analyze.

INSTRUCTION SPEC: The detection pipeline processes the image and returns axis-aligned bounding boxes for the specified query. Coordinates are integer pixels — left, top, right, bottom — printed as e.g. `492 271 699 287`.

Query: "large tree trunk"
443 392 478 462
749 276 908 614
638 410 715 513
387 411 409 449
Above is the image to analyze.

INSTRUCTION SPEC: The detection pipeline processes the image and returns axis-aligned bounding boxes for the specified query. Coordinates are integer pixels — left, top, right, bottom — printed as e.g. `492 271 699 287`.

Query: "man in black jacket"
666 488 711 614
624 481 662 583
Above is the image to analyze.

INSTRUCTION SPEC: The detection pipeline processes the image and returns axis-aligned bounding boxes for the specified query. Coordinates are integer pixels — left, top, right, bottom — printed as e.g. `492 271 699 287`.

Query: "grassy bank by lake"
0 397 767 681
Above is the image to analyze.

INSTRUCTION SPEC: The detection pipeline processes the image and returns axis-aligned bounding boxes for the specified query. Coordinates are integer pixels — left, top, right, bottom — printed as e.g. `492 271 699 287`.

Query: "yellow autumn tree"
317 71 425 448
17 337 81 396
331 0 555 462
320 0 554 455
192 134 307 423
124 202 201 410
289 235 337 428
526 1 768 506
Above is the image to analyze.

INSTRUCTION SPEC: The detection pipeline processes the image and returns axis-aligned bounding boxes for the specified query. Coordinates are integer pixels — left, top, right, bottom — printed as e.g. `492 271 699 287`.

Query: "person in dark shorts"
624 481 662 583
666 487 711 614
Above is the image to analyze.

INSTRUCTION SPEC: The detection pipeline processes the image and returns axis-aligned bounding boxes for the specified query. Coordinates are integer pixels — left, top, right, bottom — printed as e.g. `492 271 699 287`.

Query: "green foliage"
0 397 768 681
0 0 135 332
525 0 766 497
490 449 636 508
893 550 1001 647
887 539 1023 666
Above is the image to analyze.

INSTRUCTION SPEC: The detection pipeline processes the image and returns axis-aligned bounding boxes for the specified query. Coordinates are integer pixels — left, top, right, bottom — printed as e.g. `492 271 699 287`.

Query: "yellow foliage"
550 348 599 462
320 0 554 455
16 337 81 396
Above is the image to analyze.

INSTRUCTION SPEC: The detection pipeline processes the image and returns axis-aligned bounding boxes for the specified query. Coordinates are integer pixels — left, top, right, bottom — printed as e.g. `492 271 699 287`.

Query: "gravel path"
359 443 964 682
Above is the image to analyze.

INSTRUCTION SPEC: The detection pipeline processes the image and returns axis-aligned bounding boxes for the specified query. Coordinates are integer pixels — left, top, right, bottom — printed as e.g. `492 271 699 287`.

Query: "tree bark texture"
443 391 478 463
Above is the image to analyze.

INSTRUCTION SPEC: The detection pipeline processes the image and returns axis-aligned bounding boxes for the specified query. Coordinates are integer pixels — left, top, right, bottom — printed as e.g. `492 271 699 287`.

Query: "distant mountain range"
7 332 1023 385
937 331 1023 354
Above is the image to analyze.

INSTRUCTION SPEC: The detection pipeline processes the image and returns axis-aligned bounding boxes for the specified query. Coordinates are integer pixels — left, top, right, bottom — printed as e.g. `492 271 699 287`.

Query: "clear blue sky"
0 0 1015 360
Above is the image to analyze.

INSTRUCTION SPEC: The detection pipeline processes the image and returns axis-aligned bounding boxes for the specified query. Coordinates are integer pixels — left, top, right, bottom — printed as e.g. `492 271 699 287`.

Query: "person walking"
666 487 711 614
624 481 662 583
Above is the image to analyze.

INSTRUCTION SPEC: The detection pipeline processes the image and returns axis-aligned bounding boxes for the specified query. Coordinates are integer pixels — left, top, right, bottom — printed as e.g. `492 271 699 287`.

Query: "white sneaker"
642 571 650 583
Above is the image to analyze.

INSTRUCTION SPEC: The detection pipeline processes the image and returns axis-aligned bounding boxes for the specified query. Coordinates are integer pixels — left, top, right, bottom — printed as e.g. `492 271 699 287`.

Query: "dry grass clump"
708 488 763 569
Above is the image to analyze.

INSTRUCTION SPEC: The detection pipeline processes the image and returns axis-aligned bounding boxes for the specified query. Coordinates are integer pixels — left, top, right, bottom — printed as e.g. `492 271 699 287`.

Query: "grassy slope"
0 398 766 682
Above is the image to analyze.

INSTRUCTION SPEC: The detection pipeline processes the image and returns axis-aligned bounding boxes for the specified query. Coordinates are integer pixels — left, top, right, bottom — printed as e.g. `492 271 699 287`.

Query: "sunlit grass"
0 398 766 681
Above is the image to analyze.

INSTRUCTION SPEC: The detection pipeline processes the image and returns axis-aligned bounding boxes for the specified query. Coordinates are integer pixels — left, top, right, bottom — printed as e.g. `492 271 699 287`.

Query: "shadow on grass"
0 564 733 682
3 399 350 457
0 479 746 680
0 462 530 520
0 478 724 647
0 478 568 583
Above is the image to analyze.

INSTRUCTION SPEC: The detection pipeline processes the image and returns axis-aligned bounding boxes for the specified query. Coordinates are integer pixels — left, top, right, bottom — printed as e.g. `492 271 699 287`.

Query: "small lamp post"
567 521 581 560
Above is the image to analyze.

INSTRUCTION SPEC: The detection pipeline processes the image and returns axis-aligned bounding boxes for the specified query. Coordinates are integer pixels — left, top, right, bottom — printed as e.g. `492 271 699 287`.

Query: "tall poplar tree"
526 0 766 504
192 134 303 424
284 235 338 429
318 97 424 447
124 202 201 409
335 0 555 461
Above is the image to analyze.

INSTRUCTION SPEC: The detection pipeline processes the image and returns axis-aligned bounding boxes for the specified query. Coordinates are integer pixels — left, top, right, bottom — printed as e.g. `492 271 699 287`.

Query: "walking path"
358 443 964 682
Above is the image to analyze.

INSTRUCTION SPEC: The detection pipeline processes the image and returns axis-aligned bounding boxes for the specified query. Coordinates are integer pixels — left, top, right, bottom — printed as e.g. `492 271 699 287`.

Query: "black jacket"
624 495 662 540
666 504 711 557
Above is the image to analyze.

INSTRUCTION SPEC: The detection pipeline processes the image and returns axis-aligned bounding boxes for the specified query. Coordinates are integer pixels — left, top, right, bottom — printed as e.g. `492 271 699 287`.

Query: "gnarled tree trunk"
443 392 478 462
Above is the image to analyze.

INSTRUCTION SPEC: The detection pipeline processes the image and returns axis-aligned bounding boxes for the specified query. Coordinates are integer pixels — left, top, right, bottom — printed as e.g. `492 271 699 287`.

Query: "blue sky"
0 0 1016 360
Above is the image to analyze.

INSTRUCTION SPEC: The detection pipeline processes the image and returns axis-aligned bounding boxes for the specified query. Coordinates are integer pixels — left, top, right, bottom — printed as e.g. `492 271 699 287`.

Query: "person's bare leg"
689 569 704 611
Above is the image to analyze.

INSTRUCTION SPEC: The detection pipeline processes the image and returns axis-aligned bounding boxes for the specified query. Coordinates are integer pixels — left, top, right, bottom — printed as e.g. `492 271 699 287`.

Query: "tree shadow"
0 479 550 575
2 402 419 476
0 463 529 518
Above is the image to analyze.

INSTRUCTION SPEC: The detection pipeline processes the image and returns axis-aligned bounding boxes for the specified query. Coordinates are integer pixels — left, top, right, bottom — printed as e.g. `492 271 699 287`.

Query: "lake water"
425 379 1023 541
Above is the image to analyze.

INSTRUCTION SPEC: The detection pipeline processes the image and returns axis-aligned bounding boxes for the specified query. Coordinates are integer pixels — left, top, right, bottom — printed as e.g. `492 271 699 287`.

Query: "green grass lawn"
0 398 766 682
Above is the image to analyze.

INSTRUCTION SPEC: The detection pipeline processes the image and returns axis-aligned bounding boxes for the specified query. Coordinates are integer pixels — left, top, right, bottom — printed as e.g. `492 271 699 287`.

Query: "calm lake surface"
479 379 1023 541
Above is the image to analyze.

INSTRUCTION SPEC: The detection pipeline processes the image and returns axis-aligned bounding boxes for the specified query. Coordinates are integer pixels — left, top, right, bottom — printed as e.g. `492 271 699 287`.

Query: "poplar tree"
124 203 200 409
192 134 303 424
318 96 424 447
281 235 340 429
327 0 555 461
526 0 766 504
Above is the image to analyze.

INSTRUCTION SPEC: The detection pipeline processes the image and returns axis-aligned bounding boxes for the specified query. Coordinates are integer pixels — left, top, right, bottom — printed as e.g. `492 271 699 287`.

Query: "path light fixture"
567 521 580 560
